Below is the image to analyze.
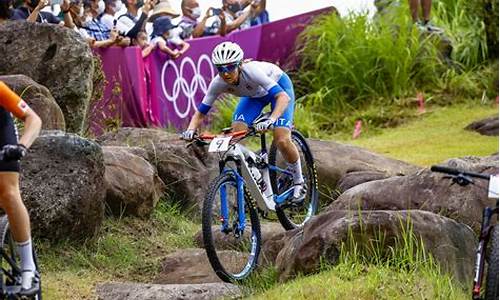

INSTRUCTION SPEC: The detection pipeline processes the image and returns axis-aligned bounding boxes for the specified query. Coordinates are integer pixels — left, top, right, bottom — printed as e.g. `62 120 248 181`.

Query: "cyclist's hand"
180 129 196 141
255 118 275 132
1 144 27 161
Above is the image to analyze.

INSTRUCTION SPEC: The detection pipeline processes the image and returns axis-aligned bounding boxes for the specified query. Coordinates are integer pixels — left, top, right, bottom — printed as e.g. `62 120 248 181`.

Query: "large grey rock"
20 132 105 241
307 139 419 202
103 146 165 218
465 116 499 136
0 75 65 131
0 22 94 133
335 170 391 196
154 248 259 284
331 155 498 232
267 210 475 284
96 282 241 300
97 128 218 215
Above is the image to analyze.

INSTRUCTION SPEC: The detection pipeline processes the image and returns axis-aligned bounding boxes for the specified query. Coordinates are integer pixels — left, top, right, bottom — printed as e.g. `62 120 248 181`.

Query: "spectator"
133 30 155 57
99 0 130 45
200 6 225 36
150 16 189 59
66 0 119 47
79 0 113 40
409 0 441 32
175 0 209 39
221 0 254 33
115 0 154 39
241 0 267 26
11 0 63 24
99 0 118 30
0 0 13 22
148 0 178 22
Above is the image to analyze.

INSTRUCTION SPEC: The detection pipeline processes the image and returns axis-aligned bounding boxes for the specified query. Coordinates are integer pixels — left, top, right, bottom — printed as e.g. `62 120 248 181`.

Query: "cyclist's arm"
269 92 289 122
187 78 225 130
0 82 42 148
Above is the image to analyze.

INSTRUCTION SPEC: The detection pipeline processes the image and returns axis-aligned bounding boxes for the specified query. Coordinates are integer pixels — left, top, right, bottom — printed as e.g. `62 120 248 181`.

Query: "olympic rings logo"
161 54 216 119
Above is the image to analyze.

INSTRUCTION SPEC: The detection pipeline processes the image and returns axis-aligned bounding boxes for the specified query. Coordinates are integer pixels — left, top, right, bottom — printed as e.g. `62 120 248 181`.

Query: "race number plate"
208 136 232 153
488 175 499 199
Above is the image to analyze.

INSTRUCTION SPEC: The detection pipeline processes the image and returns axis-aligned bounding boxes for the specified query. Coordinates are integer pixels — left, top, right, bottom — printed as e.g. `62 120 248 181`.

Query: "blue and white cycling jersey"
198 61 287 113
198 60 296 129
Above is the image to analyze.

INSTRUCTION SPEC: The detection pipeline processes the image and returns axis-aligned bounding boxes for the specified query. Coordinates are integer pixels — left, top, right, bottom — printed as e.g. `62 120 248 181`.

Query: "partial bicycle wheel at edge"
269 130 319 230
485 224 498 300
0 216 42 300
202 173 261 283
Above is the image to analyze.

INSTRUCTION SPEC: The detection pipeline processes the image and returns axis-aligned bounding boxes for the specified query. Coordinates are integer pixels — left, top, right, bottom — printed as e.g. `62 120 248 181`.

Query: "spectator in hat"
115 0 154 39
175 0 210 39
148 0 178 22
150 16 189 59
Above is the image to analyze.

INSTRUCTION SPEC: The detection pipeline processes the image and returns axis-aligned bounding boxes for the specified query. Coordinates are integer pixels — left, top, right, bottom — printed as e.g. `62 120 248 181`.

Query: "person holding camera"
11 0 63 24
175 0 209 39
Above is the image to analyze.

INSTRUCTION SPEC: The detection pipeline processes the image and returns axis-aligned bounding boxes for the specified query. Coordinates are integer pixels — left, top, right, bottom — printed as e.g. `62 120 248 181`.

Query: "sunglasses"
216 63 239 73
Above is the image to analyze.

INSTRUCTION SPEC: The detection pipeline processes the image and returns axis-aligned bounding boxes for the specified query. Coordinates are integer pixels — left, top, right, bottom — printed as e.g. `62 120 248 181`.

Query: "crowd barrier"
89 7 334 135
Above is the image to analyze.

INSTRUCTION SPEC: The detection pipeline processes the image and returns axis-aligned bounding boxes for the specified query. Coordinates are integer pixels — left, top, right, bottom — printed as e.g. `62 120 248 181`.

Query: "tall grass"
248 213 467 299
290 0 496 134
434 0 489 69
296 4 445 113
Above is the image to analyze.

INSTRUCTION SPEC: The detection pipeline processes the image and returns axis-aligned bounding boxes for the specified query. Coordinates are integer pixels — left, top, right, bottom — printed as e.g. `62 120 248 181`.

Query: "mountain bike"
431 165 498 300
189 117 318 282
0 150 42 300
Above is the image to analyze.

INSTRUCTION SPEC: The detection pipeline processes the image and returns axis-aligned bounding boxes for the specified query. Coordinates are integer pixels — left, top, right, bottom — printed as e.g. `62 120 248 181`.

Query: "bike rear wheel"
0 215 42 300
202 173 261 283
269 130 319 230
485 224 499 300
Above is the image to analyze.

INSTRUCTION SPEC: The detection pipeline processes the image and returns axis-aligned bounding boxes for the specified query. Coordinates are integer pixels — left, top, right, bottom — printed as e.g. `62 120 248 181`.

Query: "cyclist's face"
217 64 239 84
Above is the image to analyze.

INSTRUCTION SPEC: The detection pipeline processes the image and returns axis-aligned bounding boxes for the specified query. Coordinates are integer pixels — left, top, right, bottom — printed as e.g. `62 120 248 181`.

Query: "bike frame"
216 132 295 233
472 199 499 299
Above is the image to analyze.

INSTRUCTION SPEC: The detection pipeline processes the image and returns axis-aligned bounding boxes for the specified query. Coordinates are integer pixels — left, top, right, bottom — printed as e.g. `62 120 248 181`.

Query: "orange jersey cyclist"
181 41 306 203
0 81 42 296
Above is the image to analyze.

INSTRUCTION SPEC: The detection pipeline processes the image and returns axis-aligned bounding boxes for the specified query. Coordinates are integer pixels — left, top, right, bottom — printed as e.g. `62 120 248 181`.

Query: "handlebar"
184 127 257 148
431 165 491 180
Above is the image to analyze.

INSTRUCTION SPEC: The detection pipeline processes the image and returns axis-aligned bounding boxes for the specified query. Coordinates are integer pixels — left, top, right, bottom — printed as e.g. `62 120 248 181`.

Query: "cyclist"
181 41 306 203
0 81 42 296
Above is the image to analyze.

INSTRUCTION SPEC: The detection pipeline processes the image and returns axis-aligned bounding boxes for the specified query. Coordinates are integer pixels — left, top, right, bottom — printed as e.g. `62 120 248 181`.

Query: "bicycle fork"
472 206 497 299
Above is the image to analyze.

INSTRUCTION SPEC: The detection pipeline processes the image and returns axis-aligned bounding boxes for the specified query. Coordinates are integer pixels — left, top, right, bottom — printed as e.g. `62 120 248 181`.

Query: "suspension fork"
472 206 496 299
219 158 247 235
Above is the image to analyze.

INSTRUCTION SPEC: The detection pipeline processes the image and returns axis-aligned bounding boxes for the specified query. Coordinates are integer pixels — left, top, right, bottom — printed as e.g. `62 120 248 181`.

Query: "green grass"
248 264 467 300
38 201 199 299
248 215 468 300
339 103 498 166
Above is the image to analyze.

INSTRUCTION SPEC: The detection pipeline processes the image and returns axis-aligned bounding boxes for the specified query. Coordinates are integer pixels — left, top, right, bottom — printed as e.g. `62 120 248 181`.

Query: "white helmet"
211 42 244 66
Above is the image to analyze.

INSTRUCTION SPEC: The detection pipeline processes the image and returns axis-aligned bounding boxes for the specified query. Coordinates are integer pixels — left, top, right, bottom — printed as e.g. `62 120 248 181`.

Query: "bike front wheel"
202 173 261 283
0 215 42 300
269 130 319 230
485 224 499 300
